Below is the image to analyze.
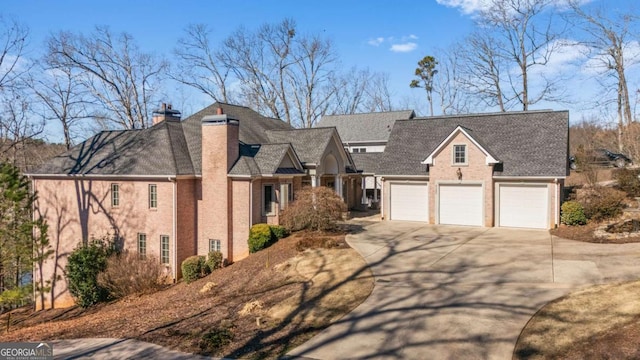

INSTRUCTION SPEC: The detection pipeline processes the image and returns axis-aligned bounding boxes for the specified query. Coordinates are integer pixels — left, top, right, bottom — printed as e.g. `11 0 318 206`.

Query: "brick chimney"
152 103 181 125
199 107 239 261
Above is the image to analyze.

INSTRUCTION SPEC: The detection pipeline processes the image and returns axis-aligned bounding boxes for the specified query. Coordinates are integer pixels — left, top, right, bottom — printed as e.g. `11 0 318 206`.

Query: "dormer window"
453 144 467 165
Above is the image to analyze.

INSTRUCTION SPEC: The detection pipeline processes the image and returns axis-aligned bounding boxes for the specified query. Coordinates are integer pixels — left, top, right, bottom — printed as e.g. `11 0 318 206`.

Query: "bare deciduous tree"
458 31 508 111
433 46 470 115
173 24 234 103
28 61 90 150
330 68 395 115
479 0 564 111
289 35 338 128
567 0 638 152
0 16 28 92
47 26 168 130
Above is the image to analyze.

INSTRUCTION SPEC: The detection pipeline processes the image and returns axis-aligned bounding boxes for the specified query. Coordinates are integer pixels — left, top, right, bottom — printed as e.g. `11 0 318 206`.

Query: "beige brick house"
28 103 362 310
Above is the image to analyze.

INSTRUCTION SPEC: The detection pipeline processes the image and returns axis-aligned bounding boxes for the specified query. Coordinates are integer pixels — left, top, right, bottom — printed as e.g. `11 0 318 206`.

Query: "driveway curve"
287 220 640 360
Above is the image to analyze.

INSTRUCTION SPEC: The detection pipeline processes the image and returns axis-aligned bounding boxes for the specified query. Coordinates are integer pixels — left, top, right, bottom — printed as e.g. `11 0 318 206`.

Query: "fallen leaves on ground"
0 231 374 359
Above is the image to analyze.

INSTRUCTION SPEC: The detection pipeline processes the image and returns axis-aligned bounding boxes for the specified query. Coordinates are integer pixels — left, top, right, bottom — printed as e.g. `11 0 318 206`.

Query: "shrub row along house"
28 103 569 309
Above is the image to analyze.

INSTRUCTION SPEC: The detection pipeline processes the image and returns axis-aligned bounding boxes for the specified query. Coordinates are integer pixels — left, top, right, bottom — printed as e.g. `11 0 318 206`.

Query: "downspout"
169 177 177 281
250 178 255 226
380 177 384 219
554 178 560 228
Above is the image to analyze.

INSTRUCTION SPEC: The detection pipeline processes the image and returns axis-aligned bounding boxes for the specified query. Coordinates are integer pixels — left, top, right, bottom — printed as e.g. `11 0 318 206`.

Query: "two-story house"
28 103 361 310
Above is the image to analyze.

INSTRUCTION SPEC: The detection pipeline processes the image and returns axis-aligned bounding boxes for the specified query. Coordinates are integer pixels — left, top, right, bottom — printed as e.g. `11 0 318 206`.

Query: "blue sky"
3 0 639 140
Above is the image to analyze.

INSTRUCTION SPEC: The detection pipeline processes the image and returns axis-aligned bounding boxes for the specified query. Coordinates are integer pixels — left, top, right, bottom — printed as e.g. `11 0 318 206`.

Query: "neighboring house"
317 110 415 206
377 110 569 229
28 103 362 310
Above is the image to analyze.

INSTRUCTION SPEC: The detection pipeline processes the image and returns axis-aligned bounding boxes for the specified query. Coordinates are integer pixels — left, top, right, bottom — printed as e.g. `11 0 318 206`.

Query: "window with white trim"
138 233 147 260
352 148 367 153
209 239 221 253
111 183 119 207
263 184 275 215
453 144 467 165
149 184 157 209
160 235 169 264
279 183 293 210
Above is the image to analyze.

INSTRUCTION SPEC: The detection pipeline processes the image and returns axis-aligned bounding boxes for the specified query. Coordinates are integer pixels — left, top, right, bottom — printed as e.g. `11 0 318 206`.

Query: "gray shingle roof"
32 120 194 176
31 102 294 176
229 143 304 176
266 128 336 165
182 103 292 174
317 110 415 143
350 152 382 174
377 110 569 177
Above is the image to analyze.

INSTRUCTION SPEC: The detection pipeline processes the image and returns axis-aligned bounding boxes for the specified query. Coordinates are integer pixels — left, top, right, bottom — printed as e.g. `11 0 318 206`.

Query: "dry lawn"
0 231 374 359
514 280 640 359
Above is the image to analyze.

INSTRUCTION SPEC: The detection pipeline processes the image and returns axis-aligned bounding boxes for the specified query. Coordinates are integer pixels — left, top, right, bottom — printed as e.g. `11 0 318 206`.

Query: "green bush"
206 251 224 272
248 223 274 253
560 201 587 226
181 255 207 283
614 168 640 197
578 186 626 221
66 237 115 307
281 186 347 231
270 225 289 239
199 324 234 354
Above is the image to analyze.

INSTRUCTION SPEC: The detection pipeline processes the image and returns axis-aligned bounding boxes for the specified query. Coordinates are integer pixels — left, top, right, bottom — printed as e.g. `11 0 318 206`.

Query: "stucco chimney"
152 103 182 125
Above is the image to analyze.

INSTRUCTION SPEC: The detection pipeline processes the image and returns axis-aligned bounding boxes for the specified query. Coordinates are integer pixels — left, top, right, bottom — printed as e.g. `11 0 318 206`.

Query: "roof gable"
422 126 500 166
377 110 569 177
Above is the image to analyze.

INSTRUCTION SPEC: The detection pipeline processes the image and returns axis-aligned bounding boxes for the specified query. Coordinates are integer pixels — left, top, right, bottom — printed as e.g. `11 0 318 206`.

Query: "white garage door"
390 183 429 222
439 184 483 226
499 185 549 229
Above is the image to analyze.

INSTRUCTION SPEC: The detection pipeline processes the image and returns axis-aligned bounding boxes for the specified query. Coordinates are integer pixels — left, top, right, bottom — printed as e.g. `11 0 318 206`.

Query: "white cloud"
435 0 594 15
435 0 489 14
404 34 419 41
367 37 385 46
390 42 417 53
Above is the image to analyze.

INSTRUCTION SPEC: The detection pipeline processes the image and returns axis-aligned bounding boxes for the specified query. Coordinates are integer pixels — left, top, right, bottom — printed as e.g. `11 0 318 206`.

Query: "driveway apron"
287 221 640 360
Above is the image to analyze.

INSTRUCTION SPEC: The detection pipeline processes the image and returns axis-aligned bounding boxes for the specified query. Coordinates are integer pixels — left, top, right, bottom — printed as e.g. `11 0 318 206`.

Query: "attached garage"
498 184 549 229
438 184 483 226
390 183 428 221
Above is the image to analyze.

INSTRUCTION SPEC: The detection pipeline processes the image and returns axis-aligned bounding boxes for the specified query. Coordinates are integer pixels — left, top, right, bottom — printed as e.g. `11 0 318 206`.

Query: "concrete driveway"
287 220 640 360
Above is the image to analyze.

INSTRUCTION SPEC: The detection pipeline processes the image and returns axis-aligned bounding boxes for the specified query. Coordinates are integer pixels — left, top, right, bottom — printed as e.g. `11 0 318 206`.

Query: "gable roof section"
317 110 415 143
266 128 336 165
31 120 194 176
422 125 500 166
378 110 569 177
229 143 304 176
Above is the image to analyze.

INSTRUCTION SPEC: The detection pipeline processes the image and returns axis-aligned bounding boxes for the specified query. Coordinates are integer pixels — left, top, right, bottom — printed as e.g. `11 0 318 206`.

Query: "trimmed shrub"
181 255 207 283
280 186 347 232
578 186 626 221
560 201 587 226
206 251 224 273
270 225 289 240
199 323 234 354
248 223 274 253
97 251 168 299
614 168 640 197
66 237 115 307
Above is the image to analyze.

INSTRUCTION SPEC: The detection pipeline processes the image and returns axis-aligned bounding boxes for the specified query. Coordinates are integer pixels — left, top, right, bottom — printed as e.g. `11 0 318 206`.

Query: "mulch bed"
551 222 640 244
0 230 367 359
